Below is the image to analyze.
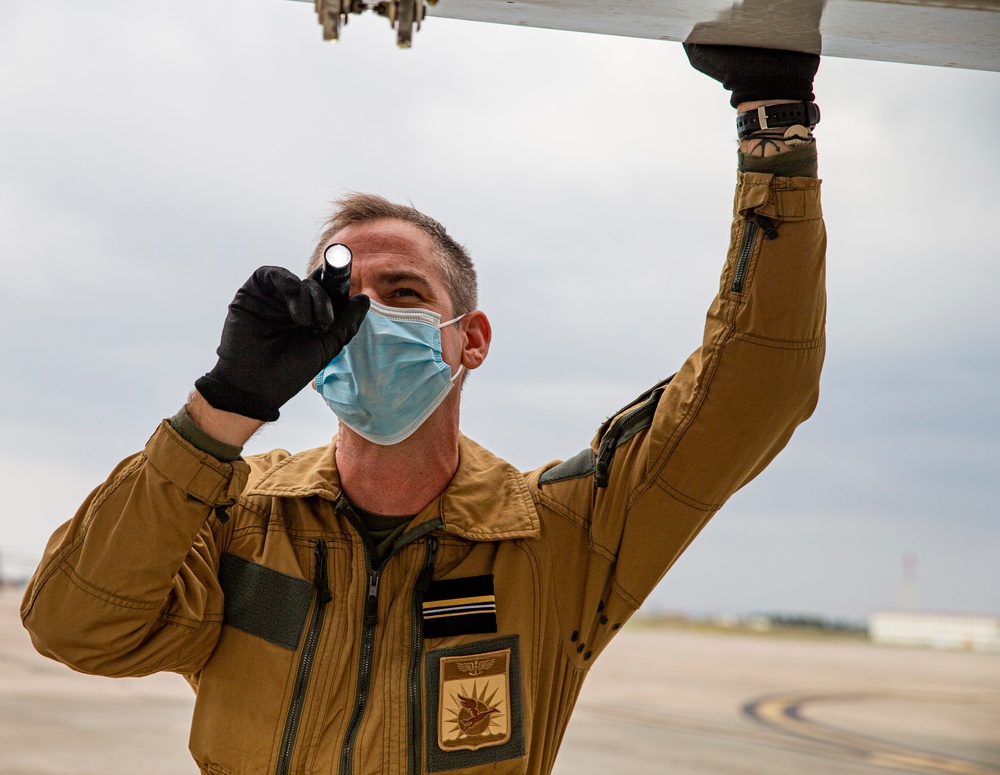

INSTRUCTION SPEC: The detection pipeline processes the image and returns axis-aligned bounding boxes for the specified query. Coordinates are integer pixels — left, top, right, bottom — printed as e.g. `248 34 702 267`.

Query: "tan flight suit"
22 169 826 775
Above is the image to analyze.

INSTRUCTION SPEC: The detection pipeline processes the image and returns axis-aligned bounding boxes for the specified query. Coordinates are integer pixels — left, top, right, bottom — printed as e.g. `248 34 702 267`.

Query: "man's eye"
391 288 418 298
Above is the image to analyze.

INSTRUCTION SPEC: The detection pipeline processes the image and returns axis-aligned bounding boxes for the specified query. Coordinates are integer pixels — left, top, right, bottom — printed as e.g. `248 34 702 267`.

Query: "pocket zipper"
731 209 778 294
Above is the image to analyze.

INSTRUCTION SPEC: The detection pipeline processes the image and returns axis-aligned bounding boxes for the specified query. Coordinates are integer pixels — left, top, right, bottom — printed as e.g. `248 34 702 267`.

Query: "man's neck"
334 412 461 516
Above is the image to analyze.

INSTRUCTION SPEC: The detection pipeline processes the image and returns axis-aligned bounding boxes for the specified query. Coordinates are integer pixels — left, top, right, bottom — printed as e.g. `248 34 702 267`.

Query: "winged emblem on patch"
456 658 497 677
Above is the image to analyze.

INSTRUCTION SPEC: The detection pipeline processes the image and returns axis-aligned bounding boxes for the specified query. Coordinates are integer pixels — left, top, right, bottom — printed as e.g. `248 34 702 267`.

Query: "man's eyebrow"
377 270 435 289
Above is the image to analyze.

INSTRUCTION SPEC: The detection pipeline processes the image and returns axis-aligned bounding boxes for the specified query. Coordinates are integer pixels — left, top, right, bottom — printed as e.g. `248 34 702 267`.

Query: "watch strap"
736 101 820 139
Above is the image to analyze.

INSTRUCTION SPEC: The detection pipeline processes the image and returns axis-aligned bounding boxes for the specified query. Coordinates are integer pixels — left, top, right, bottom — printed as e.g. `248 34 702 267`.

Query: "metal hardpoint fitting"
313 0 435 48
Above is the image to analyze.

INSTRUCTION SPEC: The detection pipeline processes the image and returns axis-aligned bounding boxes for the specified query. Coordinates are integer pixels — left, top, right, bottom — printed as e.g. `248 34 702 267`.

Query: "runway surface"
3 589 998 774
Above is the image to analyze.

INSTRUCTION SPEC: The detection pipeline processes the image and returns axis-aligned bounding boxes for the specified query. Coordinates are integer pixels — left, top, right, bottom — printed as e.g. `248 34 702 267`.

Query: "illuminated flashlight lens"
324 243 352 269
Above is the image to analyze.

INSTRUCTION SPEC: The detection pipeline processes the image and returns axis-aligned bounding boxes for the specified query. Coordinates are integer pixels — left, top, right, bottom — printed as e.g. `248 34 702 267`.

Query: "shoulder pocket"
594 375 674 487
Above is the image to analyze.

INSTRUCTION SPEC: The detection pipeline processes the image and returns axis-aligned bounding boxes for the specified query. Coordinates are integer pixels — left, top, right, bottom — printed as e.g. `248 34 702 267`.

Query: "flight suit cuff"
734 169 823 222
146 420 249 506
169 405 244 462
739 143 817 179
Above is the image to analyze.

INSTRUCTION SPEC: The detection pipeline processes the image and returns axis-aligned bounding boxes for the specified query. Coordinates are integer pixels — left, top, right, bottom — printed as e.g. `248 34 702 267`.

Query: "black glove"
195 266 370 422
683 44 819 108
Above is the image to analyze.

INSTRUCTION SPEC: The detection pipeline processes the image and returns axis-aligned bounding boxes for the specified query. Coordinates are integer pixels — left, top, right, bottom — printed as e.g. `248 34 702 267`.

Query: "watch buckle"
757 105 770 131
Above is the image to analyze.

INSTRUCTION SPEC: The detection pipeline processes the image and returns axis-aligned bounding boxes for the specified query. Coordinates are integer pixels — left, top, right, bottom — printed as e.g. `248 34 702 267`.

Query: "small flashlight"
321 243 353 307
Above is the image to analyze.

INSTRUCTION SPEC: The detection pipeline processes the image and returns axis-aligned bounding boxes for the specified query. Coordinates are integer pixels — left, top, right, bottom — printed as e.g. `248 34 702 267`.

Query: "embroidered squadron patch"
425 635 525 772
438 647 511 752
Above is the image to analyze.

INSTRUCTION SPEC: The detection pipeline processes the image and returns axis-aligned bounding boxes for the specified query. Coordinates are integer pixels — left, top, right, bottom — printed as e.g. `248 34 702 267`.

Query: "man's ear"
461 310 491 370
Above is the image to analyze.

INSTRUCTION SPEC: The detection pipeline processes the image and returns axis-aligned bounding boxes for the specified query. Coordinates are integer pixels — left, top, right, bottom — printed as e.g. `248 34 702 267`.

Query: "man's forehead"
330 220 450 302
331 220 433 258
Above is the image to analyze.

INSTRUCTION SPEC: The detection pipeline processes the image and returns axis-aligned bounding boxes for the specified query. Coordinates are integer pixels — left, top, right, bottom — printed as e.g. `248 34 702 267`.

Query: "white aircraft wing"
289 0 1000 72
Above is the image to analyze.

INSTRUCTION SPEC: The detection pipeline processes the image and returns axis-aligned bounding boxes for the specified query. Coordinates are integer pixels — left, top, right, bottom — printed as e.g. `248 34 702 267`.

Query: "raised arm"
534 45 826 662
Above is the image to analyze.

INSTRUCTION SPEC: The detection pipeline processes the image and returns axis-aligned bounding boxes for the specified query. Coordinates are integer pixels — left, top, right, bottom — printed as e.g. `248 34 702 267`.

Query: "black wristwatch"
736 101 821 139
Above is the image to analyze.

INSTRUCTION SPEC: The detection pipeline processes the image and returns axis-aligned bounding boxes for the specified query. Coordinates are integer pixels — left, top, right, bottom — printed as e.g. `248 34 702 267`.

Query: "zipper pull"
595 431 619 488
364 569 381 627
748 209 779 240
314 540 332 604
416 536 439 594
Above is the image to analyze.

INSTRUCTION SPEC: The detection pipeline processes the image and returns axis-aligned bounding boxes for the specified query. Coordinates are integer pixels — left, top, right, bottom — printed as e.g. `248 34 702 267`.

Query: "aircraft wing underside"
287 0 1000 72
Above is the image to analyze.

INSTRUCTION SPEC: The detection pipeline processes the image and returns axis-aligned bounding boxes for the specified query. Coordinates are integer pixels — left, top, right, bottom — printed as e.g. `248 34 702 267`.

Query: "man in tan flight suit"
23 44 827 775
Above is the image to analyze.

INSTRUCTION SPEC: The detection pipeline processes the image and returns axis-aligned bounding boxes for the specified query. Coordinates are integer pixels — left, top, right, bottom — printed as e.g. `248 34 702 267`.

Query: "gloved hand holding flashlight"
195 245 369 422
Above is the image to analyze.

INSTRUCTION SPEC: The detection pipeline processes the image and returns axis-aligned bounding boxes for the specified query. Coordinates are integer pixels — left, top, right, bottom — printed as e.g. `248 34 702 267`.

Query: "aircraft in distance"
290 0 999 71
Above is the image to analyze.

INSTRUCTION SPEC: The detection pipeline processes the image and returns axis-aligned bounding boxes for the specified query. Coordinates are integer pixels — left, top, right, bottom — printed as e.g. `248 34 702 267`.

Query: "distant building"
869 611 1000 653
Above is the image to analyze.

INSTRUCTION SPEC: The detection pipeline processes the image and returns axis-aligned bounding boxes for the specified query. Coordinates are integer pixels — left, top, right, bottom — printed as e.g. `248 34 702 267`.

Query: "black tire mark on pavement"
743 692 1000 775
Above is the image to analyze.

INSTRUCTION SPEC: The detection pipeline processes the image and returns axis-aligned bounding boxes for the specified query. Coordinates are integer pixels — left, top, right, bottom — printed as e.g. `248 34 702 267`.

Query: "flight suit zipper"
275 539 332 775
731 219 758 294
595 384 667 488
408 536 439 775
731 209 778 294
339 520 443 775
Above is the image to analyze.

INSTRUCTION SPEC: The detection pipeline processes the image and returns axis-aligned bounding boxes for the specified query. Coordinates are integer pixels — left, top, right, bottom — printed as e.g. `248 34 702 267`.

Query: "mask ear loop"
439 313 467 384
437 312 466 329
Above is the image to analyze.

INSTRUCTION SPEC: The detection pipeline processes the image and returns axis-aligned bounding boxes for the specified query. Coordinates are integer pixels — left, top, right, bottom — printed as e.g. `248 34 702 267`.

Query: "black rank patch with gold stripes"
422 575 497 638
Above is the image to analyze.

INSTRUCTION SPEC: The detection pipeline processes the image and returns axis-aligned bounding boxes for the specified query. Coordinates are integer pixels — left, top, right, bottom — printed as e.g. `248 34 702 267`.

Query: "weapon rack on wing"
314 0 430 47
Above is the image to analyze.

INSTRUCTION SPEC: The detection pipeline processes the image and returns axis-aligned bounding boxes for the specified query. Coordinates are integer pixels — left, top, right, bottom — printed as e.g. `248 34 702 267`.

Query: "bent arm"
20 422 249 677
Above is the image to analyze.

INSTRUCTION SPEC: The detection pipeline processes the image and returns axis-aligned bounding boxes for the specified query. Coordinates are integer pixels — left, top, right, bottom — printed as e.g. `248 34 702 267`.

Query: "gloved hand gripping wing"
682 43 820 107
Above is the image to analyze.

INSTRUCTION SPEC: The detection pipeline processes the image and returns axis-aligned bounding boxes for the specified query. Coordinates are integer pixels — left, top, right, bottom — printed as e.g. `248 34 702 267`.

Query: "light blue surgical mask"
313 299 465 445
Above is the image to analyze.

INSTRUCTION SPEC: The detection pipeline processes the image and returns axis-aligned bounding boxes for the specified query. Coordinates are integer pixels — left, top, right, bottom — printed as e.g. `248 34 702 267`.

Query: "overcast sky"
1 0 997 622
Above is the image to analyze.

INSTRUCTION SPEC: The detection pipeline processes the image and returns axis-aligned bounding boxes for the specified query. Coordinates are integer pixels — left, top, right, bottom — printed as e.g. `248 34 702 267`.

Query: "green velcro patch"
538 448 597 487
218 553 313 651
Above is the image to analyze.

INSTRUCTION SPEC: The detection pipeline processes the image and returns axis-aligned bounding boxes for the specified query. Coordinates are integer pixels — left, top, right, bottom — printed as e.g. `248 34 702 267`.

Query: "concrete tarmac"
3 589 998 775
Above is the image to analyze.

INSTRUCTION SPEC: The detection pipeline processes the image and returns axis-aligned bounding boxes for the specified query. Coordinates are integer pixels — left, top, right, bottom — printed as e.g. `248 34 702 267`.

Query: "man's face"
325 219 471 380
321 218 492 445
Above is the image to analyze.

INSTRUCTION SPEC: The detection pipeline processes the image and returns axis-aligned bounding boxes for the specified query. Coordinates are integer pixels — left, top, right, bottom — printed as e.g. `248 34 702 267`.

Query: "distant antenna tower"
902 553 918 611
